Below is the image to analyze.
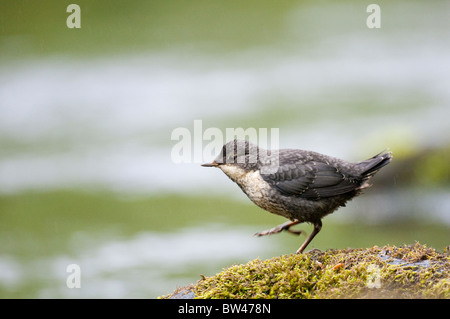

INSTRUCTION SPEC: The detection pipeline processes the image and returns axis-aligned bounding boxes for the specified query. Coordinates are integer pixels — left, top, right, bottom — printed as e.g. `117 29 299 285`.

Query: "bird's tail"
357 149 393 178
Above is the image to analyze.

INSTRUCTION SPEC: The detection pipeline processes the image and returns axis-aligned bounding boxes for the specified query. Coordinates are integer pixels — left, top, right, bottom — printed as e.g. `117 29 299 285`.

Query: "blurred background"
0 0 449 298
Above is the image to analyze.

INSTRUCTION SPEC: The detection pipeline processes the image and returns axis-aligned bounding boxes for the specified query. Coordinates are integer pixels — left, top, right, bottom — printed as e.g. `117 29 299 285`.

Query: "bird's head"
201 140 259 172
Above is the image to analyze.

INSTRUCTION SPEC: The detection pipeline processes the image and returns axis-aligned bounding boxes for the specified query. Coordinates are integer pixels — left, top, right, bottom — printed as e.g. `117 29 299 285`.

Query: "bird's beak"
201 161 219 167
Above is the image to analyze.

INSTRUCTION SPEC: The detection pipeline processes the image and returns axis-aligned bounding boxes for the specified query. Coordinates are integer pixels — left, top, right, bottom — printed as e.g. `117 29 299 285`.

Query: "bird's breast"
219 165 268 202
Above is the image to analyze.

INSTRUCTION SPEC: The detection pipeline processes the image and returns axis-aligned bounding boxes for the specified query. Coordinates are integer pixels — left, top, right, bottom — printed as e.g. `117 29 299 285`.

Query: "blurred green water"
0 190 449 298
0 0 301 58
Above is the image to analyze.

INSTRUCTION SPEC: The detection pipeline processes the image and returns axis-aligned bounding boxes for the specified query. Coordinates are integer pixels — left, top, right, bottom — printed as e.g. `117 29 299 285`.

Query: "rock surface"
161 243 450 299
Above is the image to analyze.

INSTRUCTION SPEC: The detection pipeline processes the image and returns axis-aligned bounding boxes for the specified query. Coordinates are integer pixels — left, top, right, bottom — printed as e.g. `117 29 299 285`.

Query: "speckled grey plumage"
202 140 392 253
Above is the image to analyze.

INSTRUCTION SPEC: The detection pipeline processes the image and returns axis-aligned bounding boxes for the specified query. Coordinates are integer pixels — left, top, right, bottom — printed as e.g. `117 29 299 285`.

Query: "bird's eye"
224 153 236 163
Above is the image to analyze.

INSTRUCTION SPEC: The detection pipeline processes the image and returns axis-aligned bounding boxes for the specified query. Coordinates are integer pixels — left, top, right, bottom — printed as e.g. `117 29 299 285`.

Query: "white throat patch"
218 164 268 203
218 164 248 182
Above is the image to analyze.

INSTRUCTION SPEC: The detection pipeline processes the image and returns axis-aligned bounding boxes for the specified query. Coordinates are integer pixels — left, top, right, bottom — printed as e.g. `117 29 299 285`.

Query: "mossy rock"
162 243 450 299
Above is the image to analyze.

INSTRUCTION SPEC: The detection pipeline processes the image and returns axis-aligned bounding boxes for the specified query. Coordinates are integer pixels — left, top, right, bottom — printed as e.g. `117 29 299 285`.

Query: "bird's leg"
254 220 303 237
296 220 322 254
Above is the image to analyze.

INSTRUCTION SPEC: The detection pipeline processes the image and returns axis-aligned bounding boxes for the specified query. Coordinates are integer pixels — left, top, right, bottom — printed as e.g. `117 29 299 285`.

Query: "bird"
202 139 392 254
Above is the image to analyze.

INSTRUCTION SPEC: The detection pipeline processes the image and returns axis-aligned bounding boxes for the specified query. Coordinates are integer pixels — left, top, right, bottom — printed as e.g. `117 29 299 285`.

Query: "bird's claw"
254 228 282 237
254 222 304 237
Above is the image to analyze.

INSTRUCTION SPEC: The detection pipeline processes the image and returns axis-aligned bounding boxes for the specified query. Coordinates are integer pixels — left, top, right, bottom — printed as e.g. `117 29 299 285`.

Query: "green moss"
163 243 450 299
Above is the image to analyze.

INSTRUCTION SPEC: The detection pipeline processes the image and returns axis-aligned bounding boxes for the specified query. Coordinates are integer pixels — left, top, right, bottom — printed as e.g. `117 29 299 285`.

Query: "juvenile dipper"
202 140 392 254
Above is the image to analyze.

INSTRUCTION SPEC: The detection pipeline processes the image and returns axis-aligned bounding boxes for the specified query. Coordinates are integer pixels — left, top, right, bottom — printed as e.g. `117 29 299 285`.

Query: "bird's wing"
261 157 361 200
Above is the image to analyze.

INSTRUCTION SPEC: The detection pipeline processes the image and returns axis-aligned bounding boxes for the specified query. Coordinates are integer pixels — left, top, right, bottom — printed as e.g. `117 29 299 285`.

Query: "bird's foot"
254 221 304 237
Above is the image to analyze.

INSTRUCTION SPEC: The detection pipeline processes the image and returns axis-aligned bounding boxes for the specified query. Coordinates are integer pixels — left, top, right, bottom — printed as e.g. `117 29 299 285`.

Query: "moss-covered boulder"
162 243 450 299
